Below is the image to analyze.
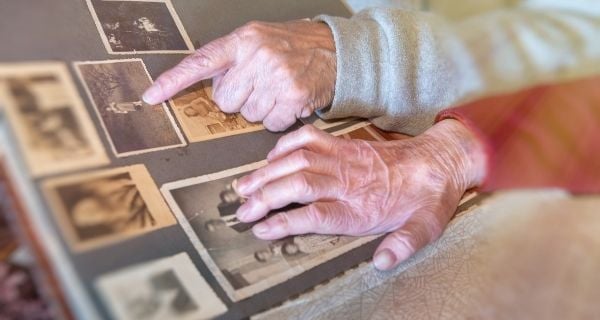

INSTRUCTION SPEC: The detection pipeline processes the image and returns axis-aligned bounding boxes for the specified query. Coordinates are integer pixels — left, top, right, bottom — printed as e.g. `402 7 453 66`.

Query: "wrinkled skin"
143 20 336 132
234 120 486 270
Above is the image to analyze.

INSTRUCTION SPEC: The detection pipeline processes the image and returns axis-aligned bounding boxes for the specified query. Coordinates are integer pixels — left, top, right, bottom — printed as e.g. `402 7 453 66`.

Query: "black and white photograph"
43 165 176 251
74 59 186 157
96 253 226 320
0 63 108 177
87 0 194 54
161 161 379 301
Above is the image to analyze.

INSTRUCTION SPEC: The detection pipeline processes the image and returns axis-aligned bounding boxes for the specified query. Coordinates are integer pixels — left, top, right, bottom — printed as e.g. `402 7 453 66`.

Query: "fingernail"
236 203 250 221
374 249 396 271
236 198 261 222
142 86 162 105
253 223 270 235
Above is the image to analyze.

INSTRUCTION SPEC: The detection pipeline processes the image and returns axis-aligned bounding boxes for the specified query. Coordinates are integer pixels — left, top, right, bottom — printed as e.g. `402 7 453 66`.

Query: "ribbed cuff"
313 14 388 120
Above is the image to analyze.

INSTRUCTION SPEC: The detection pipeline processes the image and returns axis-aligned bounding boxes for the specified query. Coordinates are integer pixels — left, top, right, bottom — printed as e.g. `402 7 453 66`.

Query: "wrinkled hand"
234 120 486 270
143 20 336 132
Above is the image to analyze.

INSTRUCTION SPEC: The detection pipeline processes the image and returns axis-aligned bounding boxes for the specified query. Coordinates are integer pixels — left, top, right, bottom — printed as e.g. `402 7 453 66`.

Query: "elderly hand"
234 120 486 270
143 20 336 132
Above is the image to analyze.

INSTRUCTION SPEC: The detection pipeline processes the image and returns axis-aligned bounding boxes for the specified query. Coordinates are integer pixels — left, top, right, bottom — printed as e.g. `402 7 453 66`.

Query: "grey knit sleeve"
314 2 600 135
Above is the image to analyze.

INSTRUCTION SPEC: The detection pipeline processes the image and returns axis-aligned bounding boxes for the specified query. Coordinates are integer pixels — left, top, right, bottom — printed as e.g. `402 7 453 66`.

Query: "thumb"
373 214 443 271
143 35 236 104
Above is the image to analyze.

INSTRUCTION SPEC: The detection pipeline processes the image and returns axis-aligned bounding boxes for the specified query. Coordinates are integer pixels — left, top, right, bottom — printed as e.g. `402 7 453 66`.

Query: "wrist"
423 119 488 190
313 22 336 52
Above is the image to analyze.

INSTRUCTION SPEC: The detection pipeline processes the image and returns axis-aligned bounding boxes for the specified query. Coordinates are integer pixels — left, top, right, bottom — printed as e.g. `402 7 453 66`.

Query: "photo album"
0 1 397 319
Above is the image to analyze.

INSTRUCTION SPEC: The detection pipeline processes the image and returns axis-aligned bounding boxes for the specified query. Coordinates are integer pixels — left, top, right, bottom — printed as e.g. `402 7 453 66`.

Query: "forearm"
315 2 600 135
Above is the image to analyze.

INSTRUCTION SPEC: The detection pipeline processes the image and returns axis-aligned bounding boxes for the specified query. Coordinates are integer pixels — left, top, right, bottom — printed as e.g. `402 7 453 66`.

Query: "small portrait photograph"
96 253 226 320
87 0 194 54
161 162 378 301
0 63 108 177
170 82 263 142
43 165 176 251
74 59 186 157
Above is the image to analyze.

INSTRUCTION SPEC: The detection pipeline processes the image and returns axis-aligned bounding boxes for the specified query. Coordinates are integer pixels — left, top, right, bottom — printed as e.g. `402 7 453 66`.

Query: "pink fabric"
436 76 600 194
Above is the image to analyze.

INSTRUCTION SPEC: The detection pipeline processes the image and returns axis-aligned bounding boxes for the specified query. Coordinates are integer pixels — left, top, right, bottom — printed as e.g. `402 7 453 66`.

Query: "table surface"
4 2 599 320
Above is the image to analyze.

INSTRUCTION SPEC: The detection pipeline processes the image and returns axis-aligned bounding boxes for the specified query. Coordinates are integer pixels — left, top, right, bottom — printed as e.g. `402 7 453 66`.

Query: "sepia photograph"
300 114 354 130
0 63 109 177
161 161 379 302
87 0 194 54
170 82 263 142
328 121 372 138
96 253 226 320
334 123 387 141
74 59 186 157
43 165 176 251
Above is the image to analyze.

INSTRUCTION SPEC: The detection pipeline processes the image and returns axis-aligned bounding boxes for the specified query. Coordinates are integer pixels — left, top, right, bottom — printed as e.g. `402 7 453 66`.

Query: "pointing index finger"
143 35 237 104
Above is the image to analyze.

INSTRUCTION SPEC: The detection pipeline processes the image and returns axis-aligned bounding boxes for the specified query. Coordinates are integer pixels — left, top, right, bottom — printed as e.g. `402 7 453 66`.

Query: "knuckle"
291 149 313 168
273 133 289 151
262 118 276 131
238 21 266 38
257 46 278 60
263 119 277 131
242 112 260 123
240 107 250 119
276 64 299 83
245 104 265 122
291 173 314 195
240 104 254 120
225 31 244 48
388 231 418 255
299 124 321 141
212 89 236 113
284 114 298 127
211 90 227 109
274 212 291 231
186 50 212 68
415 212 444 240
264 117 287 132
305 205 326 226
252 189 267 207
288 81 311 100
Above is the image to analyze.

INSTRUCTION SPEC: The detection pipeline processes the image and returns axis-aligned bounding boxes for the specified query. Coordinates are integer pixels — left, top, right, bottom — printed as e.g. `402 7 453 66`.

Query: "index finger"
143 35 237 104
251 202 354 240
267 125 338 161
236 149 339 197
